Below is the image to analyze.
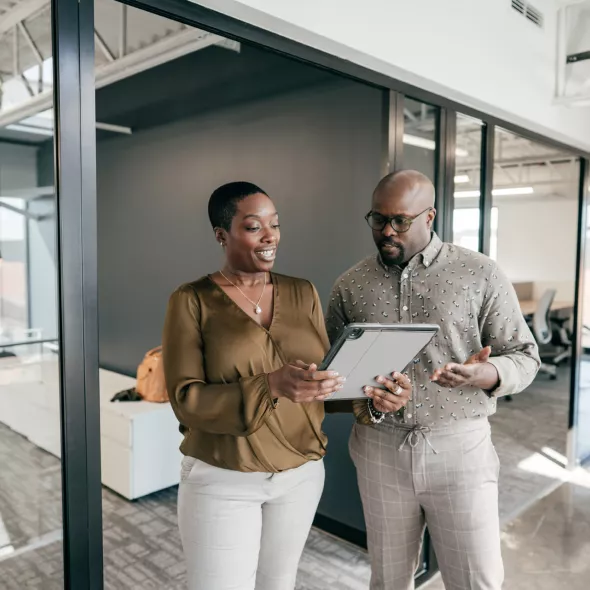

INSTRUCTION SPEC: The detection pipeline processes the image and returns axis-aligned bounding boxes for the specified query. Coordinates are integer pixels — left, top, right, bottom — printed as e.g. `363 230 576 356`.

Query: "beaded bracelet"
367 399 386 424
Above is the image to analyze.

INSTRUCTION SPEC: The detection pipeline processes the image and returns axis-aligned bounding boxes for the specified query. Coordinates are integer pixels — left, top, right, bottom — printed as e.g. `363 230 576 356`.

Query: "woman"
162 181 411 590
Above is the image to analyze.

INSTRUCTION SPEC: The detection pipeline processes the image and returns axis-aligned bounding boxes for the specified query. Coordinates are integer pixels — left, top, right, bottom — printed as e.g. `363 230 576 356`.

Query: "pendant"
255 306 262 314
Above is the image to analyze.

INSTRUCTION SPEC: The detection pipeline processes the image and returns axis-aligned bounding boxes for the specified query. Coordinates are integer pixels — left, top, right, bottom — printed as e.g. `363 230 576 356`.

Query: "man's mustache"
378 238 403 248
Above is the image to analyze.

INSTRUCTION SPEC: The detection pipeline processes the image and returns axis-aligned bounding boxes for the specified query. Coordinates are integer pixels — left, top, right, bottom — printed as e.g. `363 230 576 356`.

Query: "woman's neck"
220 265 267 287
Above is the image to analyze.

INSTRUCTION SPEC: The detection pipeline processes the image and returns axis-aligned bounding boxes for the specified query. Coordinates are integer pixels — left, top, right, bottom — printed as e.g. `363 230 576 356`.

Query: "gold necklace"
219 271 266 315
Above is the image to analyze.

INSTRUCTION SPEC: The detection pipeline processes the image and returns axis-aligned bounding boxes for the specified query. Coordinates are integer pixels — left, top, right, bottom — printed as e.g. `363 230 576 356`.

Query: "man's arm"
479 264 541 397
326 283 348 345
324 281 355 414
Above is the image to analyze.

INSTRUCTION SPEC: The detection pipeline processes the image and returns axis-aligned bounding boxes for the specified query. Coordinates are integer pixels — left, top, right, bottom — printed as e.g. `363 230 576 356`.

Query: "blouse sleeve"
310 283 330 354
162 285 276 436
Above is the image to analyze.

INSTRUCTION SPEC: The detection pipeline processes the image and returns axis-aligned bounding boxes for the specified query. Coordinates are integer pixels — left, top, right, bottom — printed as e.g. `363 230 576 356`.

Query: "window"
453 207 498 259
402 98 439 181
453 114 484 251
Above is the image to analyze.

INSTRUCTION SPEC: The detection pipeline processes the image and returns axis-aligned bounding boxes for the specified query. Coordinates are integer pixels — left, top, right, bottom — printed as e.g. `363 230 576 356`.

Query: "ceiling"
94 43 336 136
0 0 582 204
0 0 238 142
403 100 579 204
0 0 188 77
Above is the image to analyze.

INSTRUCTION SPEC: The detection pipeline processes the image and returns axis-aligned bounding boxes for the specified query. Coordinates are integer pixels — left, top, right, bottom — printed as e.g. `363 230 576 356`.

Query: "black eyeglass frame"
365 207 434 233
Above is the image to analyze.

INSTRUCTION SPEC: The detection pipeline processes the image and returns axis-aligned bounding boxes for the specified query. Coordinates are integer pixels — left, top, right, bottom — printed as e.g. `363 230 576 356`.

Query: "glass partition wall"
0 0 102 587
492 128 580 518
0 4 64 586
453 115 484 252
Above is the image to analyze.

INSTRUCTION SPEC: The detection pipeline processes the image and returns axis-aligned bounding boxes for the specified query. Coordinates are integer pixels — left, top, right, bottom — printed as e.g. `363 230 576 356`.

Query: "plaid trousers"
349 417 503 590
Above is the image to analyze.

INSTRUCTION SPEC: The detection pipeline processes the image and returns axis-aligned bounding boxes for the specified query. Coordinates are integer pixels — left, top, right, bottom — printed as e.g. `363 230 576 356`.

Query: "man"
326 170 540 590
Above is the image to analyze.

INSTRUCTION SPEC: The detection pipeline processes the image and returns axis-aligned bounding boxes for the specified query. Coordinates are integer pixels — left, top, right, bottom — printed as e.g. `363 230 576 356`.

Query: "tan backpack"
136 346 169 403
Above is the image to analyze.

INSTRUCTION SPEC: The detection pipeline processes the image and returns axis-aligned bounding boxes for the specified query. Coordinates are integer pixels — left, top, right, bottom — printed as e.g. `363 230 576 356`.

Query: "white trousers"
178 456 325 590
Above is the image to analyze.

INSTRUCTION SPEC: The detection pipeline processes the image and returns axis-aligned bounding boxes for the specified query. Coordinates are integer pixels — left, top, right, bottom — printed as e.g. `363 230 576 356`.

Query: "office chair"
530 288 558 380
583 325 590 354
552 316 573 366
504 289 557 401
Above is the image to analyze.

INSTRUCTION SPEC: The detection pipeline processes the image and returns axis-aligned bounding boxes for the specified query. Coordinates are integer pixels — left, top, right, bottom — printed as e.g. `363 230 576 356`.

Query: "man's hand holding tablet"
364 371 412 413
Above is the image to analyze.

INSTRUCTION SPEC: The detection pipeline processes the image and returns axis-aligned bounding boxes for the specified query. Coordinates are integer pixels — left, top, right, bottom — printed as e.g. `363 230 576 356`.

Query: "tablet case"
320 323 439 400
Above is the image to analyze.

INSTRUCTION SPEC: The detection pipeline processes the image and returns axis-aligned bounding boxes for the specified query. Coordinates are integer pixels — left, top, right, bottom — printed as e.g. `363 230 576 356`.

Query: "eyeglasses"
365 207 433 233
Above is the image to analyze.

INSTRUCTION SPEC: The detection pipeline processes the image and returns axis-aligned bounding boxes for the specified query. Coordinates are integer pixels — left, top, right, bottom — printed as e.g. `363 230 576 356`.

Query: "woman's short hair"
208 182 268 231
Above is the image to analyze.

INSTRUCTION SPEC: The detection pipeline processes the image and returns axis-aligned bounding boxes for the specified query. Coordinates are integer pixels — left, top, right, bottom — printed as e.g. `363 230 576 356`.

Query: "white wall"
0 142 58 341
28 196 58 341
198 0 590 152
0 144 37 330
495 197 578 300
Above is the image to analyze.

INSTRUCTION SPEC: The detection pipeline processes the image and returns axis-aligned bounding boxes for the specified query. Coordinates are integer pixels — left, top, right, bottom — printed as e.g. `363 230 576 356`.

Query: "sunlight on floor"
0 544 15 559
0 513 13 557
518 447 590 490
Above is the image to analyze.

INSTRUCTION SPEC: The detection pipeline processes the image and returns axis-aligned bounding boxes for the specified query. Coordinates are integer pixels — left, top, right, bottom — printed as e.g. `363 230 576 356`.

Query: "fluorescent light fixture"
455 190 480 198
493 187 534 196
403 133 435 150
454 174 470 184
403 133 468 157
5 124 53 136
5 114 131 137
454 187 534 199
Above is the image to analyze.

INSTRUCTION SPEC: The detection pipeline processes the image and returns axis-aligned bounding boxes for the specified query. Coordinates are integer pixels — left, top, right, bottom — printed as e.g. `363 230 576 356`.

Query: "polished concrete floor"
425 475 590 590
490 366 570 523
0 369 583 589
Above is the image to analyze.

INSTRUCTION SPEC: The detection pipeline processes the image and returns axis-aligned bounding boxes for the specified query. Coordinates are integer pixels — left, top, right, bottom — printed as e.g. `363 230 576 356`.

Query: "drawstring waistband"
397 425 438 454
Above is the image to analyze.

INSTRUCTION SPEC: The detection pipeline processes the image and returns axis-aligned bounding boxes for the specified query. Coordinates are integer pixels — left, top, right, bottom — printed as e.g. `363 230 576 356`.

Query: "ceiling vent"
511 0 544 28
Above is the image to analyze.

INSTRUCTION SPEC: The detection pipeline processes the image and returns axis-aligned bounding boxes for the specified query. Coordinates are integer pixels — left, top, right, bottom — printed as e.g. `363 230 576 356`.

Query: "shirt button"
403 305 408 311
407 413 413 419
402 274 409 279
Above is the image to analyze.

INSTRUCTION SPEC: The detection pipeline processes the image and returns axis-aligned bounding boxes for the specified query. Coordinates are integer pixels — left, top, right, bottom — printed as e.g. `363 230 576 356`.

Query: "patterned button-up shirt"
326 233 540 428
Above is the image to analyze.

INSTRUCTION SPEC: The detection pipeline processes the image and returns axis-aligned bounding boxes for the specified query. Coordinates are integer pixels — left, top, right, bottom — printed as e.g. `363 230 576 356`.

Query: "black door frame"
52 0 102 587
569 158 590 466
50 0 590 587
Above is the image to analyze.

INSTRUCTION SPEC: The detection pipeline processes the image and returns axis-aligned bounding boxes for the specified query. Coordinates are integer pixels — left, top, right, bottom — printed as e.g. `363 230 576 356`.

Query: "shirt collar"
377 232 443 271
420 232 443 268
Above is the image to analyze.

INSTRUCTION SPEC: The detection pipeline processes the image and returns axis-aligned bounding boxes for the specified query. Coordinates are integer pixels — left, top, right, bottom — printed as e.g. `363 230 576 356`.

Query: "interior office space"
1 0 590 588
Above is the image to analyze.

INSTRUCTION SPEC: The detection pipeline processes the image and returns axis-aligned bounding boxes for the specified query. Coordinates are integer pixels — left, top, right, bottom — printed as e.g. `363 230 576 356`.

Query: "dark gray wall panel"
97 76 383 535
97 79 382 374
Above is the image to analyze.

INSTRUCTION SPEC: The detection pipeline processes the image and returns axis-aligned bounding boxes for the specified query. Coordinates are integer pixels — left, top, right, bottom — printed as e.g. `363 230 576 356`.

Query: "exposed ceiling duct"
403 103 579 198
0 0 240 132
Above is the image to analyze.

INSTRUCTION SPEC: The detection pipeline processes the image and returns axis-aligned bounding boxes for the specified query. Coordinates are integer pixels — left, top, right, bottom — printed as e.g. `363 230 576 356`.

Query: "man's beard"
378 238 406 266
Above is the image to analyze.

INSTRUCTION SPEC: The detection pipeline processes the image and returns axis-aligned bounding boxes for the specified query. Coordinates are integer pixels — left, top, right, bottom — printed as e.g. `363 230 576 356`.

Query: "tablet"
319 323 439 400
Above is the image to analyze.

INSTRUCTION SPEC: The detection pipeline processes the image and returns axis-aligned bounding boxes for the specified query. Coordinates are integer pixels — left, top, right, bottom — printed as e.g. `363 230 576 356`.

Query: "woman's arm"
307 283 353 414
162 286 276 437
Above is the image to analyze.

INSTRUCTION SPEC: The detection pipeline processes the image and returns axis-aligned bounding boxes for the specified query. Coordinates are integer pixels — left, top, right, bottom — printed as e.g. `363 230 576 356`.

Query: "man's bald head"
369 170 437 266
373 170 435 211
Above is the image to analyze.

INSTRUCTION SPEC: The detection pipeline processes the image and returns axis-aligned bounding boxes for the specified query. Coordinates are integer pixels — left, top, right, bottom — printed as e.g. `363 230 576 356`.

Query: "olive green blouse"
162 273 329 473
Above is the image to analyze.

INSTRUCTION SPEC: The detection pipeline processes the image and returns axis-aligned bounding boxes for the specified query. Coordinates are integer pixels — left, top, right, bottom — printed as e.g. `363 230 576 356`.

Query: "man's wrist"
476 362 500 394
367 399 386 424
